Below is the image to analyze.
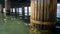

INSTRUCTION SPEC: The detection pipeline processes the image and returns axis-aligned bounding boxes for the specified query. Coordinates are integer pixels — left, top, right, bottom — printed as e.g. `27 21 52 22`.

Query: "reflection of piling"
30 0 57 34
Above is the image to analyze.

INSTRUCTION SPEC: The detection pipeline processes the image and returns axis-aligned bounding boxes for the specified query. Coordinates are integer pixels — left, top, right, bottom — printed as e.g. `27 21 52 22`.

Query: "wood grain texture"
5 0 11 15
30 0 57 22
30 0 57 34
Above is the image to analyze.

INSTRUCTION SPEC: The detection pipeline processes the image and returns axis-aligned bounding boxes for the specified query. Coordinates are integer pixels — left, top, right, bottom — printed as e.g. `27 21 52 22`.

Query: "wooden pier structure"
30 0 57 34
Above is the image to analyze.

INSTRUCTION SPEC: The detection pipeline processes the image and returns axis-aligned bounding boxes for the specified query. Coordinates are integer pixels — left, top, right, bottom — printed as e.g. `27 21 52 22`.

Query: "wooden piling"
5 0 11 15
22 3 25 19
30 0 57 34
0 4 2 13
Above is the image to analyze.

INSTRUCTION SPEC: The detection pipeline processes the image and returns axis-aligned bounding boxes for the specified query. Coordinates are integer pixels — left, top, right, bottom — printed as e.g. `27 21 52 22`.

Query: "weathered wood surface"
30 0 57 34
5 0 11 15
0 4 2 13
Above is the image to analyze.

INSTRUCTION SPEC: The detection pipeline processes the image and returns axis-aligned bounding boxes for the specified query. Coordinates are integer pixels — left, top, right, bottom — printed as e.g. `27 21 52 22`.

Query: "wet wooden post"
30 0 57 34
22 3 25 19
5 0 11 16
27 4 29 19
0 4 2 13
27 6 29 16
15 4 18 18
18 7 19 16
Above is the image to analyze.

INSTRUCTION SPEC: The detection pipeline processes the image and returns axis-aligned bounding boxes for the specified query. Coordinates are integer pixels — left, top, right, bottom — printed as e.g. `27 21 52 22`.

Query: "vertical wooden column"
15 7 16 17
27 6 29 16
18 7 19 16
30 0 57 34
0 4 2 13
5 0 11 15
27 6 29 19
22 3 25 19
17 7 19 17
15 4 18 18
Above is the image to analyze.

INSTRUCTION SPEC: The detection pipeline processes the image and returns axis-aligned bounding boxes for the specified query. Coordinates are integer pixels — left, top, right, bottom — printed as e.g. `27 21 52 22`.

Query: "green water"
0 13 30 34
